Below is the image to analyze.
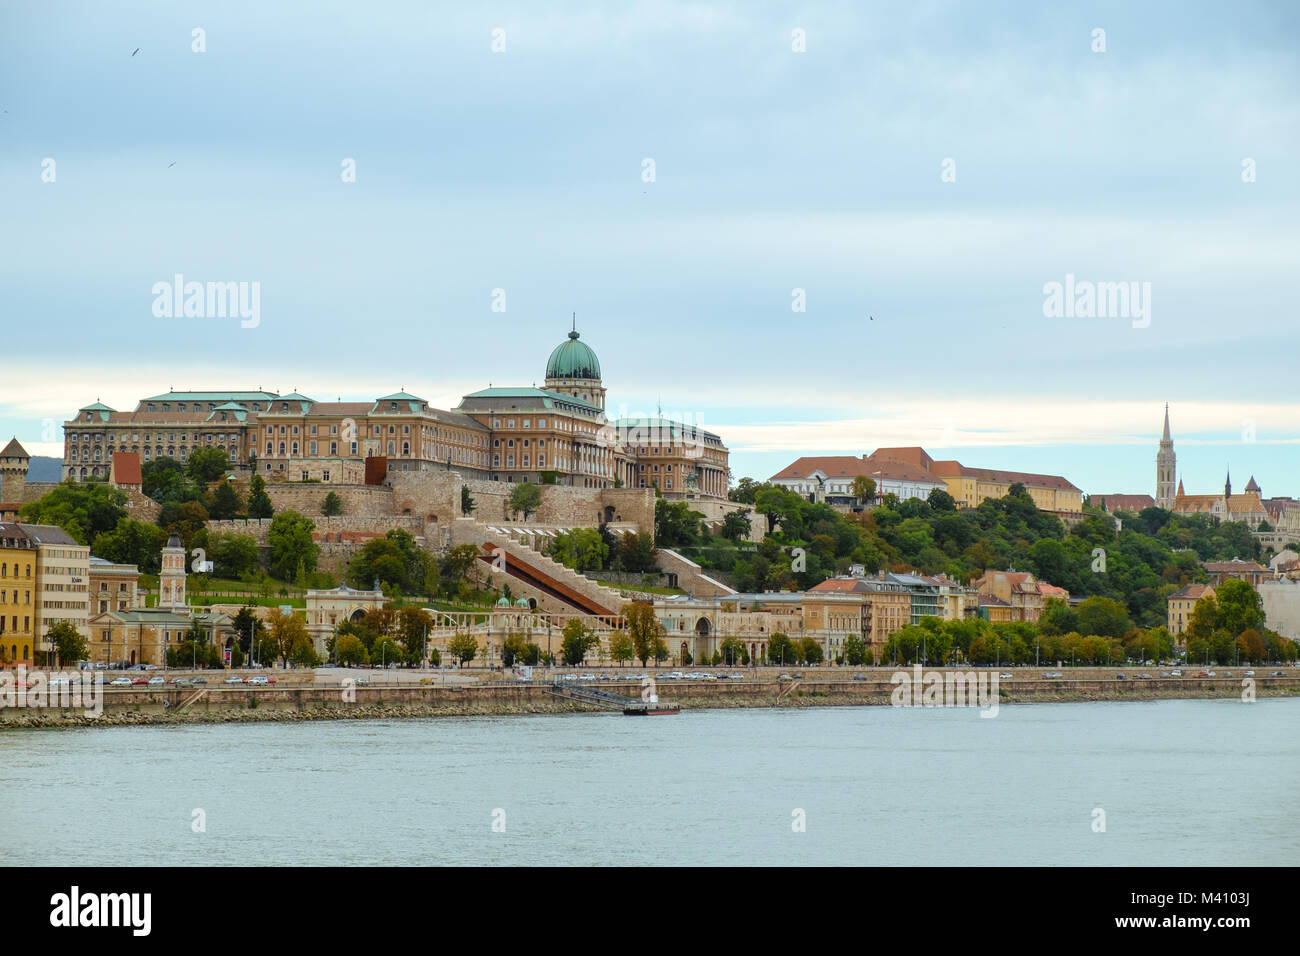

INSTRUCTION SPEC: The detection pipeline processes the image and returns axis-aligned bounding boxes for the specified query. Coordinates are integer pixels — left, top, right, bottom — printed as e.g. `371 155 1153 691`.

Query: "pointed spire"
1225 467 1232 498
1162 403 1171 442
1177 478 1185 496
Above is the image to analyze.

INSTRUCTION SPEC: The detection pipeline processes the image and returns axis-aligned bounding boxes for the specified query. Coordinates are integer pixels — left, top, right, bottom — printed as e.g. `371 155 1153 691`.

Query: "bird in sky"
869 315 874 321
131 48 140 56
168 161 176 168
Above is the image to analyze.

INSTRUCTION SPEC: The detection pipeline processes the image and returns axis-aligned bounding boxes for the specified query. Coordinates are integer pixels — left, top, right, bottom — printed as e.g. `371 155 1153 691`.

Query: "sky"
1 1 1298 497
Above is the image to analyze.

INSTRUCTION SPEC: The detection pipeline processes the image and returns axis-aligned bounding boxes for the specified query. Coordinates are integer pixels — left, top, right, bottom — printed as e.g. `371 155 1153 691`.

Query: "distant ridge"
27 457 62 482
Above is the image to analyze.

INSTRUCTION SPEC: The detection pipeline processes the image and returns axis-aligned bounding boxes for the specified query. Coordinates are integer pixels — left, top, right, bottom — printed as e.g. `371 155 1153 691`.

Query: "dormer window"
390 402 398 411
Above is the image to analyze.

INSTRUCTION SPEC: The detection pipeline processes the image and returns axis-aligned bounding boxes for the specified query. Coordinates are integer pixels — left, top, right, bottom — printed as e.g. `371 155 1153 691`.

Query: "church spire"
1156 403 1177 510
1225 468 1231 499
1162 403 1170 441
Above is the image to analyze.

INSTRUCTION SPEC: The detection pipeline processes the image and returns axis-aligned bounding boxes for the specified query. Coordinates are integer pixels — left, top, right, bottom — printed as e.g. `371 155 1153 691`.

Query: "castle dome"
545 329 601 381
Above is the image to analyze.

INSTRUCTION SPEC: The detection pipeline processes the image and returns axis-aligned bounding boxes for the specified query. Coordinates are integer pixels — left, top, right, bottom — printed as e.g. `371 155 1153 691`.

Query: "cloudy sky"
2 1 1297 496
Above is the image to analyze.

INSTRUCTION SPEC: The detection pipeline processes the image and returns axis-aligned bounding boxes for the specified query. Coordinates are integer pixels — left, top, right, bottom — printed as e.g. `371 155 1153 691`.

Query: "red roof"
111 452 142 486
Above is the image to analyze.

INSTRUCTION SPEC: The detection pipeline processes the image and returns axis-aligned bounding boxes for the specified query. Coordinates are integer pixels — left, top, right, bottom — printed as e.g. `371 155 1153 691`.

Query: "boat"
622 703 680 716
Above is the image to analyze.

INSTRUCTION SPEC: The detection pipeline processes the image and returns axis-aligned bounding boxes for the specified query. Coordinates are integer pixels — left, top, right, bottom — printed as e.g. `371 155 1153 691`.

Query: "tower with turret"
0 437 31 502
159 534 187 610
1155 405 1176 510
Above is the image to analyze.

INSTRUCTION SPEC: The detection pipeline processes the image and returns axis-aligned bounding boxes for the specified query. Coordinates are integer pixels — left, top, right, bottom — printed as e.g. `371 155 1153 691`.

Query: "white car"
147 676 165 686
247 676 269 685
48 677 70 686
109 677 132 686
999 673 1013 680
224 676 245 684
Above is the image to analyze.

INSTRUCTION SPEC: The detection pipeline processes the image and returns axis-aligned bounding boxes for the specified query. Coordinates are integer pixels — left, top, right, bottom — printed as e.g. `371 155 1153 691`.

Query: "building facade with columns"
58 325 731 500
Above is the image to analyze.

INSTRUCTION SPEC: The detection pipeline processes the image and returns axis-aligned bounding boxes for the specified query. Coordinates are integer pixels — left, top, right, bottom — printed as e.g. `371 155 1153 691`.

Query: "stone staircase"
449 519 627 616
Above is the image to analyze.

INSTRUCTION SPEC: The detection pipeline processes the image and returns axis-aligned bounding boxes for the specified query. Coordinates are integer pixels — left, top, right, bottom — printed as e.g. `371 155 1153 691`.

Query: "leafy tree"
766 633 795 666
268 609 310 666
560 619 598 666
509 482 541 520
92 518 167 573
1038 597 1079 636
247 474 274 519
448 632 478 666
460 485 476 515
721 509 752 542
843 634 867 666
437 544 481 598
395 606 432 663
46 621 87 667
615 532 657 573
852 476 877 506
161 499 209 551
654 499 706 548
550 528 608 571
371 637 403 667
209 532 260 579
1214 579 1265 636
19 482 127 544
609 632 636 665
927 488 957 511
729 477 764 504
336 632 368 666
798 637 824 664
624 601 665 665
1075 596 1132 640
142 457 184 501
209 480 243 520
267 511 318 580
187 447 231 482
321 491 342 516
719 637 749 665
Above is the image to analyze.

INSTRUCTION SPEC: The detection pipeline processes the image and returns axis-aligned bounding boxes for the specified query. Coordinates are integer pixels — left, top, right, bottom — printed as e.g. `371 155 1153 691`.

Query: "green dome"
496 596 511 607
545 330 601 380
515 597 530 608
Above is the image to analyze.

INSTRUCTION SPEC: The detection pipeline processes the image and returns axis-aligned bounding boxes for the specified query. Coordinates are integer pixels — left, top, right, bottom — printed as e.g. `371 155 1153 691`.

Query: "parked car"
48 677 70 687
998 673 1013 680
109 677 132 686
223 676 244 684
247 676 269 685
130 677 149 685
1170 669 1183 677
147 677 165 686
191 677 207 685
729 673 745 680
1138 674 1152 680
1271 671 1284 677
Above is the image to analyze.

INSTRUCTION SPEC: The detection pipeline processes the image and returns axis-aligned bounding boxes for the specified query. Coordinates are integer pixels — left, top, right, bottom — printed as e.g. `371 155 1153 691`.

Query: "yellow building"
0 522 37 668
1167 583 1214 638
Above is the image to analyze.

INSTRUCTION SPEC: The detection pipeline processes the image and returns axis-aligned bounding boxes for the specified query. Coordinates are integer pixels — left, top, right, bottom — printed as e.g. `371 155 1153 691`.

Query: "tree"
396 607 432 664
290 634 322 668
142 457 184 501
461 486 476 515
321 491 342 516
798 637 824 664
268 609 310 666
46 621 87 667
560 619 598 666
448 632 478 667
729 477 764 504
1076 596 1132 640
346 528 429 594
371 637 403 667
1038 597 1079 636
187 447 231 483
767 633 795 666
609 632 636 666
1214 579 1265 636
162 499 210 551
843 634 866 666
19 482 127 545
927 488 957 511
719 637 749 665
267 511 318 580
509 482 541 520
624 601 665 665
247 474 274 519
91 518 167 573
336 632 368 666
550 528 608 572
616 532 657 573
437 544 481 598
209 481 243 520
720 509 752 542
852 476 877 506
654 499 706 548
209 532 260 579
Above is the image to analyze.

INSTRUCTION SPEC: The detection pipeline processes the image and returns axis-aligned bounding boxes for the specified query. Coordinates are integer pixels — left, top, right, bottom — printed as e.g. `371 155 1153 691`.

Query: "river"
3 698 1296 865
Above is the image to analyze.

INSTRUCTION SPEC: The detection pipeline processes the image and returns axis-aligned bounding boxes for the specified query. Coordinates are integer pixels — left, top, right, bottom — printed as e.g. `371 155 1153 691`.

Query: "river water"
3 698 1296 865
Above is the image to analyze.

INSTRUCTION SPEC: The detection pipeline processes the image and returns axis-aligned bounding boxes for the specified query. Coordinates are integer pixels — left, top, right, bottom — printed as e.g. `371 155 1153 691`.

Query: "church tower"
1155 405 1176 510
159 534 187 610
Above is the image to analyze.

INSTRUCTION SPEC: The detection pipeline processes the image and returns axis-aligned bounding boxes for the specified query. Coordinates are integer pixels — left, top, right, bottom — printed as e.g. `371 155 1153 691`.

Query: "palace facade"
59 325 730 501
